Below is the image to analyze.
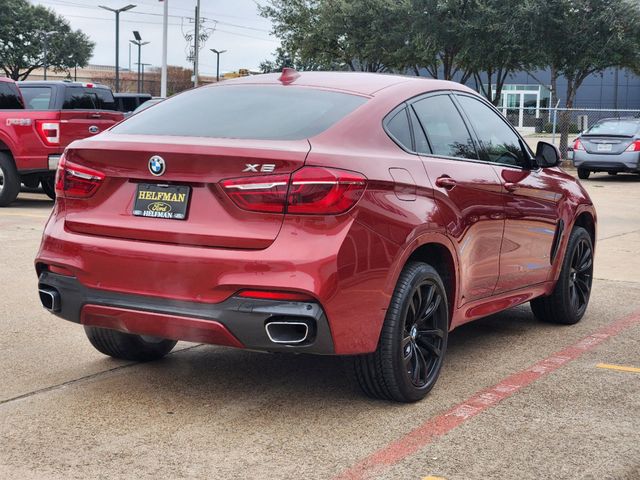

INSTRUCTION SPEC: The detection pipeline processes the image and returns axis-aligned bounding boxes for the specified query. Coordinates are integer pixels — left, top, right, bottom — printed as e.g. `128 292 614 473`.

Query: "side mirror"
535 141 561 168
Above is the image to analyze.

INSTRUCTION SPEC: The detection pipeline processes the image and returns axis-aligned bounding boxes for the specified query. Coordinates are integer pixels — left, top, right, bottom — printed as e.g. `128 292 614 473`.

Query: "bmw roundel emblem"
148 155 166 176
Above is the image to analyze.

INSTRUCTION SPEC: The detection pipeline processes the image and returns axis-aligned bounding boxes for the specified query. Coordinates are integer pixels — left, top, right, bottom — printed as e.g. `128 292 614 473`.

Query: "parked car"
0 81 124 206
35 71 596 402
572 117 640 179
113 92 152 115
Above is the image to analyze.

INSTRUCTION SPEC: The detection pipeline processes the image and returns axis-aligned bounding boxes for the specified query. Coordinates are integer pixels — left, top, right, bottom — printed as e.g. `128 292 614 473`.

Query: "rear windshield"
0 82 23 109
111 85 367 140
585 119 640 137
20 86 52 109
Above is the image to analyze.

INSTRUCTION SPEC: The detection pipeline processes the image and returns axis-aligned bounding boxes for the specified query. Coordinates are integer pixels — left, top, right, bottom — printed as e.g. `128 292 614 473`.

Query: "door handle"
435 176 457 189
504 182 519 192
90 113 101 119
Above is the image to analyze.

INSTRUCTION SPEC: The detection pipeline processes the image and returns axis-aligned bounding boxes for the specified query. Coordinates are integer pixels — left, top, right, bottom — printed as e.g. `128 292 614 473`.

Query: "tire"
40 175 56 200
351 261 449 402
577 168 590 180
531 226 593 325
84 326 177 361
0 152 20 207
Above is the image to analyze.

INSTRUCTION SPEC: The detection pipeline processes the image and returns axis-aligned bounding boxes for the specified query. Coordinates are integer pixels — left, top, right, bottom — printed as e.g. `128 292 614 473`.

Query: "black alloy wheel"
351 262 449 403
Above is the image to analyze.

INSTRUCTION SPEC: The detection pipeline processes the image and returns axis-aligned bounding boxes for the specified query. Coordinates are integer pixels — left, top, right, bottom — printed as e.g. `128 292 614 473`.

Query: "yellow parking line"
596 363 640 373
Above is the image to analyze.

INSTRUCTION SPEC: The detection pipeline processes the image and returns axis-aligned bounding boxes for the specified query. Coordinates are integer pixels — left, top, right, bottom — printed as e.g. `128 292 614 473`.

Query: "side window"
63 88 98 109
386 108 413 151
96 89 117 111
409 108 430 154
456 95 527 168
411 95 478 160
0 83 23 109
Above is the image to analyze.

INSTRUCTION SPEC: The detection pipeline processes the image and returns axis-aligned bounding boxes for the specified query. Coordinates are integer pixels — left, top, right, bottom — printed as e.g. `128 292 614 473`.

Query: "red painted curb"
334 310 640 480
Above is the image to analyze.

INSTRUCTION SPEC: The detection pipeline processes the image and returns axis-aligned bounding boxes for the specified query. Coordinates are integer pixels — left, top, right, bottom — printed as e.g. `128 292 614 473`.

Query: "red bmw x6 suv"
36 70 596 402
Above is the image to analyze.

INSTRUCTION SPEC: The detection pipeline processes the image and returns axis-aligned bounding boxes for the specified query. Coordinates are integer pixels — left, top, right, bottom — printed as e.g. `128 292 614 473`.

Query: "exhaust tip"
39 287 61 312
265 321 309 344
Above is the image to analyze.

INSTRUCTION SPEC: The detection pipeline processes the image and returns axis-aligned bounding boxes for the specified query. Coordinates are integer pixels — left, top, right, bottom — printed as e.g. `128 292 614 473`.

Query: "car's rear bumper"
573 151 640 172
35 206 397 354
38 271 335 354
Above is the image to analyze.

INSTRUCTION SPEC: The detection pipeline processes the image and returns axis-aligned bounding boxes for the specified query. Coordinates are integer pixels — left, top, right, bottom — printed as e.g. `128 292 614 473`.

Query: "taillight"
36 121 60 145
625 140 640 152
287 167 366 214
221 174 289 213
221 167 366 215
573 139 584 151
54 154 105 198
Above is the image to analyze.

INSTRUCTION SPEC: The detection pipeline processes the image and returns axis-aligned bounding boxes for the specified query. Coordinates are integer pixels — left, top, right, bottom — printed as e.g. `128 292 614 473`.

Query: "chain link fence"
502 106 640 160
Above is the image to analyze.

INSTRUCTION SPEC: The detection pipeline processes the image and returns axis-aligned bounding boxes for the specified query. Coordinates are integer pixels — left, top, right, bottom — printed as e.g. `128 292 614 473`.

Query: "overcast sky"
29 0 280 76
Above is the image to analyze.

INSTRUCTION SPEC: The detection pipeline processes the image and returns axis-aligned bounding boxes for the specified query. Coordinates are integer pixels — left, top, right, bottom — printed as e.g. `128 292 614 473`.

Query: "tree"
0 0 94 80
528 0 640 157
259 0 408 73
406 0 477 81
460 0 538 105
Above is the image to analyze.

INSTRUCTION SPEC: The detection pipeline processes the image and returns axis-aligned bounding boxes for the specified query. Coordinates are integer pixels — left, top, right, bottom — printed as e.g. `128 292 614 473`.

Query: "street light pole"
161 0 169 97
41 31 56 80
137 63 151 93
130 32 149 94
210 49 227 82
99 4 136 93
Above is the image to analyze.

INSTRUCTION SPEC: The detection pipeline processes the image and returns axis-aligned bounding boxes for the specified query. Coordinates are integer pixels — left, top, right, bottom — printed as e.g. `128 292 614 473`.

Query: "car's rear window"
111 85 368 140
0 82 23 109
20 86 52 109
585 120 640 137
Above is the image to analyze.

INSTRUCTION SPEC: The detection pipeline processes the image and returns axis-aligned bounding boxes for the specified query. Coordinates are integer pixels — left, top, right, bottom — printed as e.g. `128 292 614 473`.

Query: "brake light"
221 174 289 213
573 139 584 151
625 140 640 152
36 121 60 145
54 154 105 198
237 290 315 302
220 167 366 215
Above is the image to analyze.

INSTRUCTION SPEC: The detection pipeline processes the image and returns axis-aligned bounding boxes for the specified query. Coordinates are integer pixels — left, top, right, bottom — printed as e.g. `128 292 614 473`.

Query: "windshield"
585 119 640 137
111 85 368 140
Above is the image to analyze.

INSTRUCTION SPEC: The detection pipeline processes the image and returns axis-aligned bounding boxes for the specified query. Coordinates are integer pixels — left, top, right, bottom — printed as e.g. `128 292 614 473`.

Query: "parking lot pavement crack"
598 229 640 241
0 344 204 408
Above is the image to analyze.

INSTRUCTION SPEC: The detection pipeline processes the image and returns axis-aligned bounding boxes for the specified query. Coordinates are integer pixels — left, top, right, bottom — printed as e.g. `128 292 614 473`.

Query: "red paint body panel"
35 72 596 355
81 304 244 348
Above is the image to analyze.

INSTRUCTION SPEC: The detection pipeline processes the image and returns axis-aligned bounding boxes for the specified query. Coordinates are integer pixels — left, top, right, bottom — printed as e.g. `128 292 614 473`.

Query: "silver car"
573 117 640 179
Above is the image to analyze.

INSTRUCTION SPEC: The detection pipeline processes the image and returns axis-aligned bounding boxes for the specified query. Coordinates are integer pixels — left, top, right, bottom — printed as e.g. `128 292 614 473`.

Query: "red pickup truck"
0 79 124 206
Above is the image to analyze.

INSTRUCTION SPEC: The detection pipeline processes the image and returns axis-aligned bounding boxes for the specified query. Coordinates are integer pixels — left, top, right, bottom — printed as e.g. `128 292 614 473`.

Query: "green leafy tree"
527 0 640 156
461 0 538 105
0 0 94 80
259 0 407 73
406 0 477 81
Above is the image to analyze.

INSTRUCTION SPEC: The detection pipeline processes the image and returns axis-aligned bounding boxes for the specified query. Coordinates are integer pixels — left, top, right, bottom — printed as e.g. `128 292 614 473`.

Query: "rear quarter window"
111 85 368 140
0 83 23 109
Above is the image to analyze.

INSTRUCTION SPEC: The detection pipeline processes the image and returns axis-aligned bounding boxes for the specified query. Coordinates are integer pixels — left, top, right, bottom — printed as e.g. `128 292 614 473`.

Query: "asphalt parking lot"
1 173 639 480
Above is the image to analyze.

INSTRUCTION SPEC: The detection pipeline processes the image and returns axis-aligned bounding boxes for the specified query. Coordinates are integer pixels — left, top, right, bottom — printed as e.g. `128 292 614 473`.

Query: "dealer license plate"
133 183 190 220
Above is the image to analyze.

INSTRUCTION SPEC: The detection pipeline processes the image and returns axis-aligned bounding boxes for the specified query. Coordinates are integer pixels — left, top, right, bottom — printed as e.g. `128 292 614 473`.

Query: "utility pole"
161 0 168 97
193 0 200 87
99 4 136 93
41 31 56 80
210 49 227 82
